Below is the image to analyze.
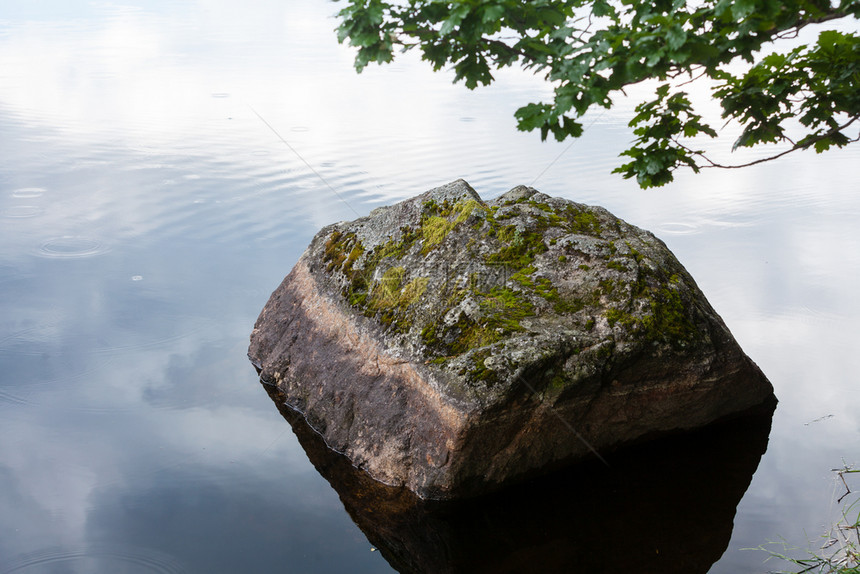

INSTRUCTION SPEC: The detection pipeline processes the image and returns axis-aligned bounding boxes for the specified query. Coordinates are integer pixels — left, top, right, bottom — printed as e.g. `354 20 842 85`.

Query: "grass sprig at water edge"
752 464 860 574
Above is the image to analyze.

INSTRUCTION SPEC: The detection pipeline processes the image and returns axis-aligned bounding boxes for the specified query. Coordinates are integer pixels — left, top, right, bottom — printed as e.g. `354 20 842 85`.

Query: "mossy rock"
249 180 775 500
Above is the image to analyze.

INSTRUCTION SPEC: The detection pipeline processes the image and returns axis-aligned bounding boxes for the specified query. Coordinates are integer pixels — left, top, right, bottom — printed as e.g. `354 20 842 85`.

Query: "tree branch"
677 116 860 170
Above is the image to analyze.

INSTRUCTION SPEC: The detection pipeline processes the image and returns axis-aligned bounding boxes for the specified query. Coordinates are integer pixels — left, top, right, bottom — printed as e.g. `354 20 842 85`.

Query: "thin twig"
674 65 708 87
839 469 853 504
672 115 860 171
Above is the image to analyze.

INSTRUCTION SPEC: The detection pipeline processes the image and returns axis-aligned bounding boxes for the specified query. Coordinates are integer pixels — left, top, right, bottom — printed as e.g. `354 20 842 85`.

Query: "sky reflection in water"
0 1 859 572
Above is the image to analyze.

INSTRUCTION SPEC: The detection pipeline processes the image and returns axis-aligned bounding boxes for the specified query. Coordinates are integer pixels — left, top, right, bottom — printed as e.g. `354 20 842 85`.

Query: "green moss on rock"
462 349 500 387
321 185 708 381
421 198 485 252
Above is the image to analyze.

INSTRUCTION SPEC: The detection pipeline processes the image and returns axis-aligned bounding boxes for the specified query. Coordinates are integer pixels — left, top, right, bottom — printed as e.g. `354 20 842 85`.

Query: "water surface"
1 2 859 572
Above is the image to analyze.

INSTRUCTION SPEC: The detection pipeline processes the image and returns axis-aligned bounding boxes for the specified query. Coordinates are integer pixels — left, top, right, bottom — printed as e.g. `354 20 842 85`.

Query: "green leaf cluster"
615 84 717 187
335 0 860 187
715 30 860 155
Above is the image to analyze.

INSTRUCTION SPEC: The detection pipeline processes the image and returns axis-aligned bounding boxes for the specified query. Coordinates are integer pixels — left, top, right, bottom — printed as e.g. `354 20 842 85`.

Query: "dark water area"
1 1 859 573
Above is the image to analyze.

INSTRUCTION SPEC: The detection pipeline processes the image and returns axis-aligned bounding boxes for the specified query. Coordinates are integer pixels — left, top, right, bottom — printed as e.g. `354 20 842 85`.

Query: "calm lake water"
1 2 858 572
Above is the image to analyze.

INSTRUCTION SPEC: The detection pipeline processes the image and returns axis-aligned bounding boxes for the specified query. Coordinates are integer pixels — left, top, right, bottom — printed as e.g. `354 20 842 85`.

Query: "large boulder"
249 180 774 500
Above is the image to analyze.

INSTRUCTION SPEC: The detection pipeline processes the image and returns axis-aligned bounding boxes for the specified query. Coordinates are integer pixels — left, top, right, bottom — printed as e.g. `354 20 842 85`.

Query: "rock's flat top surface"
249 180 774 499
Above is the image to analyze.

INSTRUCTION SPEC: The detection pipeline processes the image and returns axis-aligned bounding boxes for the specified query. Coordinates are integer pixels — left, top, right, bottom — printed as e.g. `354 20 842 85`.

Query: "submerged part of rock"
249 179 775 500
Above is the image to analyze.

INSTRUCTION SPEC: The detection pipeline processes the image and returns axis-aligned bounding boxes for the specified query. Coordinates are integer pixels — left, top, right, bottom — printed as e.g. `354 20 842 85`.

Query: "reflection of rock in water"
263 382 775 574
